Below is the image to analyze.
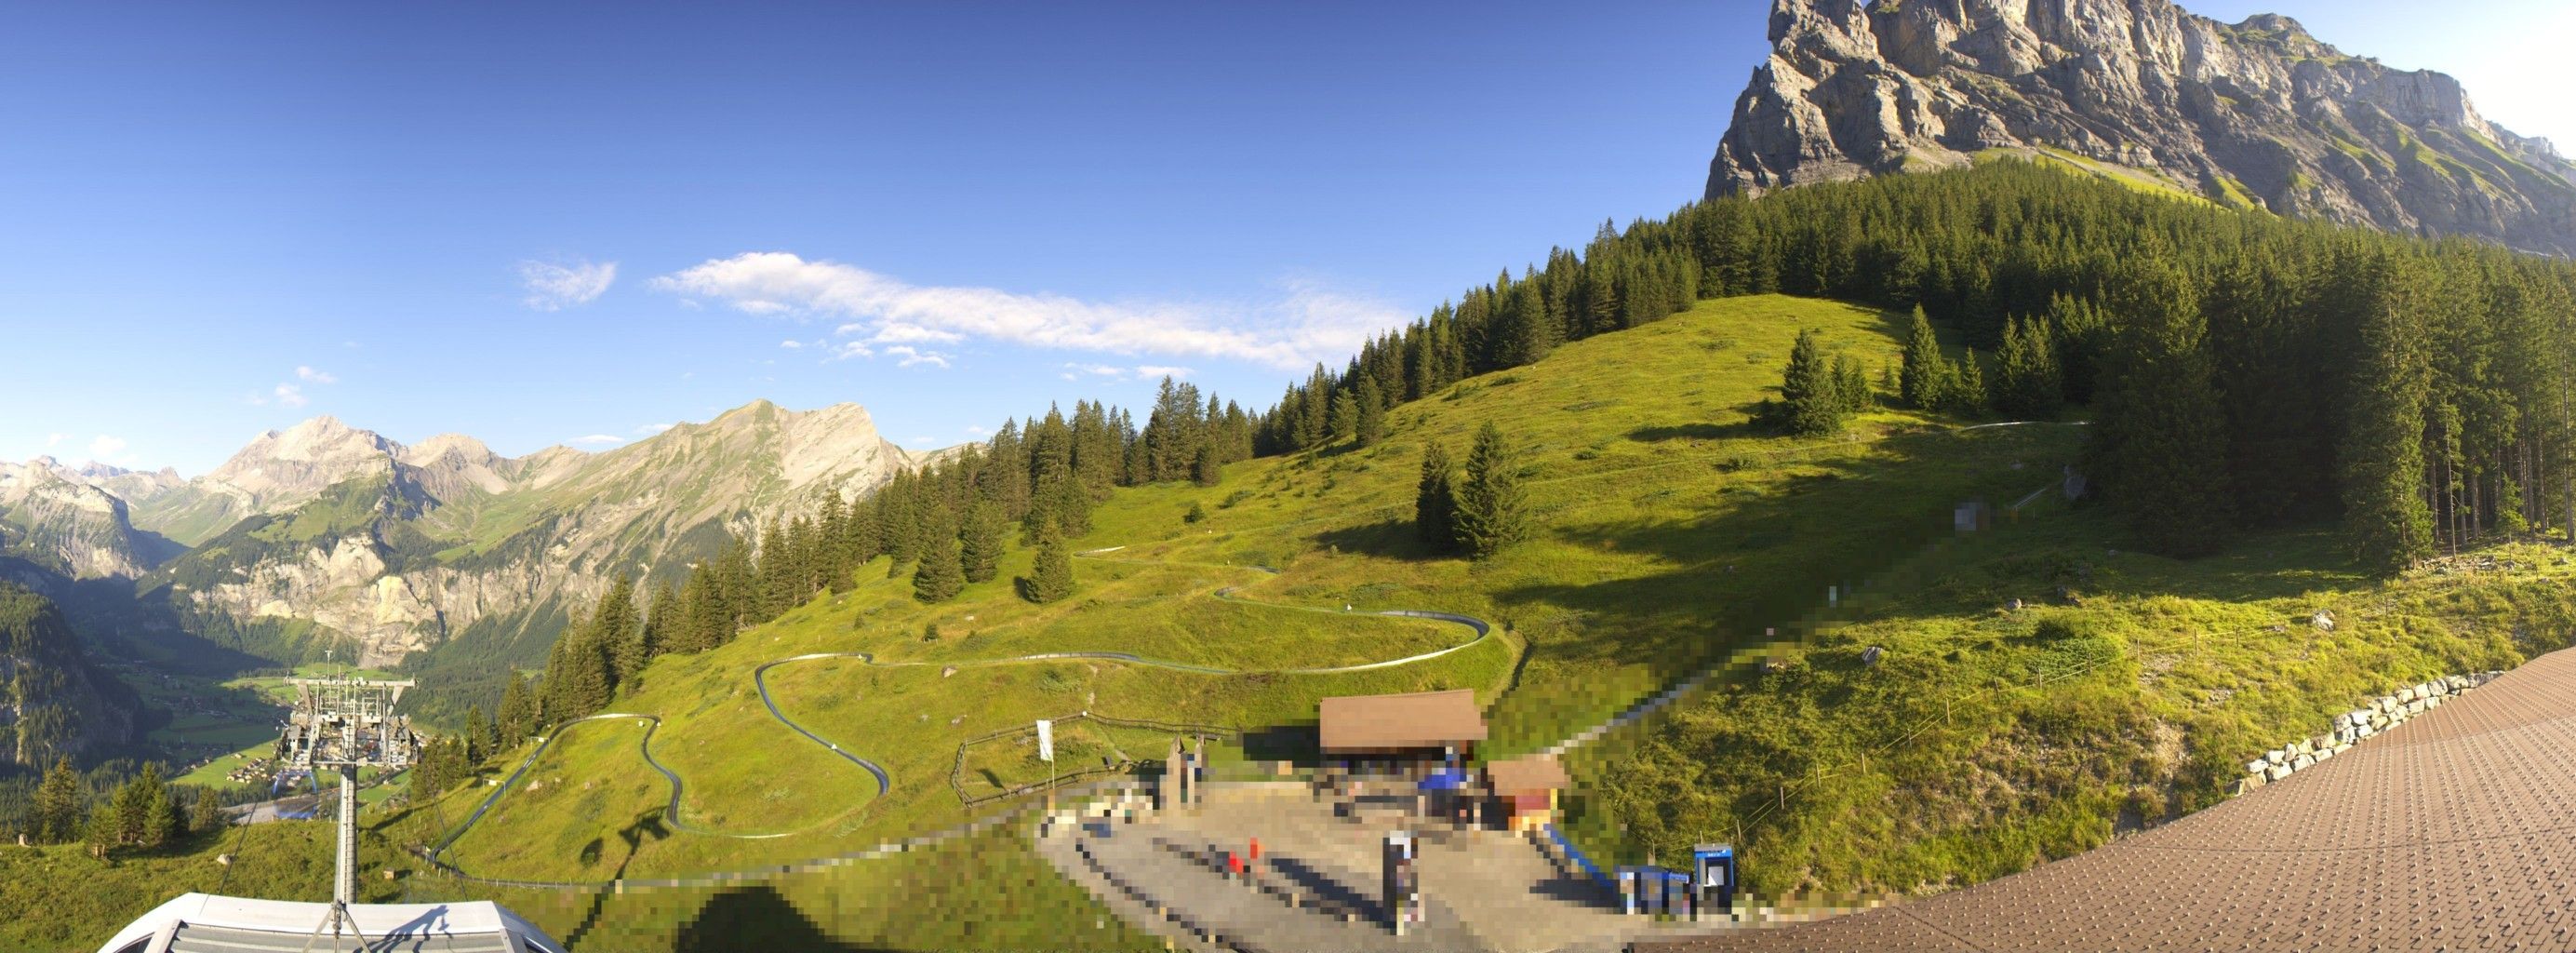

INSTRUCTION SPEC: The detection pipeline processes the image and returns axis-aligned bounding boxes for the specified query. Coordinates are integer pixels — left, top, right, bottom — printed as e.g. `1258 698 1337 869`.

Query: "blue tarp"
1418 768 1471 790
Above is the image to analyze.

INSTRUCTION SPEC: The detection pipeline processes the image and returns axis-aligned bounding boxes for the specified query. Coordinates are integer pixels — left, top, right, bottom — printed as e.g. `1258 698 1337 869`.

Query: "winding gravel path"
421 554 1494 883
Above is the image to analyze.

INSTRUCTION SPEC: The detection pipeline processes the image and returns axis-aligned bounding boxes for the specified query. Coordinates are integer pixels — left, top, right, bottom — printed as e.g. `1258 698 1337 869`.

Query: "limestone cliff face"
152 400 920 668
1709 0 2576 256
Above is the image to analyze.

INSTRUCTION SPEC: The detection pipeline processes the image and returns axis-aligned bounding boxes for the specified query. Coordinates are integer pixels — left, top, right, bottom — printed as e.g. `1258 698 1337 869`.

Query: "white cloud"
886 345 952 369
45 433 63 448
963 424 992 436
519 257 619 311
825 342 874 362
652 252 1402 369
274 383 308 408
567 434 624 446
779 340 804 349
1135 365 1194 380
637 423 675 435
295 366 337 384
1064 363 1126 378
88 435 127 462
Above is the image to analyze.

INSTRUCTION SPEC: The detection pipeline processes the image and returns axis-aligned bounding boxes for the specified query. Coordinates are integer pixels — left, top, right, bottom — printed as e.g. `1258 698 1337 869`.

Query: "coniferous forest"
515 158 2576 745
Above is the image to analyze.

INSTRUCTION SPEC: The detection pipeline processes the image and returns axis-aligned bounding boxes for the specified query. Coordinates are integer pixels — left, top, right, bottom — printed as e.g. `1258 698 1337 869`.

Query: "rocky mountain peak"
1711 0 2576 256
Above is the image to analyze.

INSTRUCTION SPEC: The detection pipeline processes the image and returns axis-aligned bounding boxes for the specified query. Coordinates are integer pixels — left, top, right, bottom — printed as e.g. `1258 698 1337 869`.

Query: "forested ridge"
506 158 2576 761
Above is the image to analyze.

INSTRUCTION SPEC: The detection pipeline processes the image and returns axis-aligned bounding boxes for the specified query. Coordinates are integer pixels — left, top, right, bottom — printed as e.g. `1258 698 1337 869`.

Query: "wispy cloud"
46 434 63 449
779 340 805 349
652 252 1403 369
273 383 308 408
519 257 619 311
295 366 337 384
567 434 624 447
88 435 127 463
963 424 992 437
636 423 675 435
886 345 951 369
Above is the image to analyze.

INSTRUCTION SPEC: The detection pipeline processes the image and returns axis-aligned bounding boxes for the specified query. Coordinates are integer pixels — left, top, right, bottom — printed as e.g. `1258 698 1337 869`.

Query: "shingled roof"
1318 688 1487 752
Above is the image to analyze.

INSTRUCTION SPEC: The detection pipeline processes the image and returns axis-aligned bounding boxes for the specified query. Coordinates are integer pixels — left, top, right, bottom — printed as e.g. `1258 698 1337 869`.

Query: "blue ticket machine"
1694 843 1737 919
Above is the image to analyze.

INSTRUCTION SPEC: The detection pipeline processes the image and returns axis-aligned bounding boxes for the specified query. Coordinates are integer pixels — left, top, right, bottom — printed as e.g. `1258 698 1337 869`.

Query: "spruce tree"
140 767 174 849
1771 329 1847 436
1995 316 2063 419
2341 255 2437 570
1355 377 1388 448
1899 305 1945 409
32 757 81 844
959 501 1005 584
1452 422 1530 558
2084 259 2234 557
188 785 223 835
1022 522 1074 604
1832 356 1871 414
1191 442 1222 487
498 672 531 745
912 515 966 603
1415 440 1459 553
1328 391 1359 444
1951 348 1987 414
594 574 643 691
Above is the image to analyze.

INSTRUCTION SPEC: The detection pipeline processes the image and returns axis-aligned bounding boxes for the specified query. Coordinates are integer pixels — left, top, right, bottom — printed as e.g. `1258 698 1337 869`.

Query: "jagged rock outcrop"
150 400 919 667
0 583 136 767
1709 0 2576 256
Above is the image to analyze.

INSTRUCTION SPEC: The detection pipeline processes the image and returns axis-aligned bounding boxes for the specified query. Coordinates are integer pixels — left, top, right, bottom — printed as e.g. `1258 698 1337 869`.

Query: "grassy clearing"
1570 493 2576 900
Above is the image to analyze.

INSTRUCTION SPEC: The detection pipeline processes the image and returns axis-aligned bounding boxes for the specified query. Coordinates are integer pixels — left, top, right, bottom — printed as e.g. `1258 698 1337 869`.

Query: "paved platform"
1654 645 2576 952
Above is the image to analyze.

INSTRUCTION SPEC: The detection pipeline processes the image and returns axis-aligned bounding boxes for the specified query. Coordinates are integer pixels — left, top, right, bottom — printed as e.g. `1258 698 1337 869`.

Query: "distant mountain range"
0 400 923 678
1711 0 2576 256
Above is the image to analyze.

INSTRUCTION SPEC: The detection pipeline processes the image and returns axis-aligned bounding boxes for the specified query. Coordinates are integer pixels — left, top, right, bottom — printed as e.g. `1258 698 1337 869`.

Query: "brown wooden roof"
1317 689 1486 751
1486 755 1569 795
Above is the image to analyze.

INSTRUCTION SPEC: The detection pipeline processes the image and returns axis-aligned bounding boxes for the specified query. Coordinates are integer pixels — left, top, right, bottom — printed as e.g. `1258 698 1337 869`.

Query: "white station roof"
97 893 565 953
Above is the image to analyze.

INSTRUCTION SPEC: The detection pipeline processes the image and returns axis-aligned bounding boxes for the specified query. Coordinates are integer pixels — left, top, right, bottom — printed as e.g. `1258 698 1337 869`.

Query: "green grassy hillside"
33 291 2576 949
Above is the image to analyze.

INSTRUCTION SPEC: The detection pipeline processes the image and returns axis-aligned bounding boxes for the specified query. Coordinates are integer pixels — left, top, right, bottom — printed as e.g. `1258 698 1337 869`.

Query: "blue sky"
2 1 2567 475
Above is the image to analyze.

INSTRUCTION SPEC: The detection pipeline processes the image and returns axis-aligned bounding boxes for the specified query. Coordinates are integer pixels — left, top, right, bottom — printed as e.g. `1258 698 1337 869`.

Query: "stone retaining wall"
2236 671 2502 792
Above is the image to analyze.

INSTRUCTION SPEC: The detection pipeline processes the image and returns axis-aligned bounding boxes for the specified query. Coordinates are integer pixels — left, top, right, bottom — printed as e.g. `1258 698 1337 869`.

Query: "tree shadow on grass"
1628 421 1762 444
1313 517 1446 562
672 885 896 952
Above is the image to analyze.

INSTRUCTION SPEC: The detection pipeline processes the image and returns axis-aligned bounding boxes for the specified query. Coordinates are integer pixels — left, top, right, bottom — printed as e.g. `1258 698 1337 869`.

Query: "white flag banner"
1036 719 1054 762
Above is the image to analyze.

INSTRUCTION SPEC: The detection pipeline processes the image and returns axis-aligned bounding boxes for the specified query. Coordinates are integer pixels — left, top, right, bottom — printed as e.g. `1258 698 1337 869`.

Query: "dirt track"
1652 645 2576 952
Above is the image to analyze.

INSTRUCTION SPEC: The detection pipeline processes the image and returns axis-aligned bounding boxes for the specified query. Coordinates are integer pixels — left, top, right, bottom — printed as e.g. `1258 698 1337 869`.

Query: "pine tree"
2084 258 2234 557
32 757 81 844
959 501 1005 584
1354 377 1388 448
1899 305 1944 409
1415 440 1459 553
594 574 643 691
466 705 497 764
2342 255 2438 570
188 785 223 835
1952 348 1987 414
1021 521 1075 604
1328 391 1359 444
84 801 117 859
1832 356 1872 414
1995 316 2063 419
140 767 175 849
912 514 966 603
642 581 681 662
497 672 531 745
1769 329 1847 436
1452 422 1530 558
1191 443 1222 487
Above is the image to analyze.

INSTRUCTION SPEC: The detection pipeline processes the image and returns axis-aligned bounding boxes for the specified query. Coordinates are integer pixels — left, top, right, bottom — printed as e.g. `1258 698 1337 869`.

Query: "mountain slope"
146 400 920 671
0 582 137 768
0 459 181 580
1710 0 2576 255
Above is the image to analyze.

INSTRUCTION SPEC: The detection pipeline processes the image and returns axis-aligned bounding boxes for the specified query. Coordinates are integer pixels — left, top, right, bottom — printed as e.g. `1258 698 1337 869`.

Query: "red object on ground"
1249 838 1261 861
1228 852 1244 875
